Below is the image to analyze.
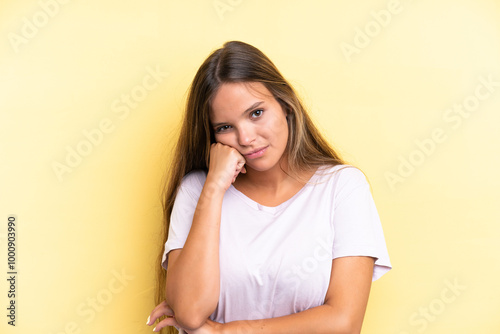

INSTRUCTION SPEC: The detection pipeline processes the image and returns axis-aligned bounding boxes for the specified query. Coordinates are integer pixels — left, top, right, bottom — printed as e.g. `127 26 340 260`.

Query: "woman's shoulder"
315 164 367 184
313 164 372 203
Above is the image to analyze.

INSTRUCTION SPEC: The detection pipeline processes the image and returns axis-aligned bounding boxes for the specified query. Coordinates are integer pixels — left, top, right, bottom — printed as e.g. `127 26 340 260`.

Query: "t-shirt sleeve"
161 171 205 271
331 167 392 281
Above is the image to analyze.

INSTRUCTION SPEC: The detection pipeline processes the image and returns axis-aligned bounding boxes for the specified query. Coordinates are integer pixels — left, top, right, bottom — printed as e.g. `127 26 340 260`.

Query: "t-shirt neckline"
227 166 323 215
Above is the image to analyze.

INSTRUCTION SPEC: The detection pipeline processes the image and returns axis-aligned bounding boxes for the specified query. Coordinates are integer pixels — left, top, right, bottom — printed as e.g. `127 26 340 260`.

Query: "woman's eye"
216 125 231 133
251 109 263 118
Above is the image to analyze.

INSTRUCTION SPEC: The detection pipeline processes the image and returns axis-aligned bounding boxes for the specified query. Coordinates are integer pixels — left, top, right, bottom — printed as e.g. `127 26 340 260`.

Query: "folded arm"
165 181 225 330
218 256 375 334
149 255 375 333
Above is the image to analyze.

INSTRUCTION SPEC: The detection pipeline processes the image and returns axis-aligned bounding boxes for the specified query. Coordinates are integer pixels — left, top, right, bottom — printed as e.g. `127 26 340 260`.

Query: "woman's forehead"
210 82 273 115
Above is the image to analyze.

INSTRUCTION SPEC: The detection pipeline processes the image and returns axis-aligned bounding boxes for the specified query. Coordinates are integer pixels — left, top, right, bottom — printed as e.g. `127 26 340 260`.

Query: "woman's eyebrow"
212 101 264 128
241 101 264 115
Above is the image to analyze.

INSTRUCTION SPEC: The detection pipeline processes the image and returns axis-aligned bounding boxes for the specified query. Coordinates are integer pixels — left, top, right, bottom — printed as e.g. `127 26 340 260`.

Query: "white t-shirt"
161 164 392 323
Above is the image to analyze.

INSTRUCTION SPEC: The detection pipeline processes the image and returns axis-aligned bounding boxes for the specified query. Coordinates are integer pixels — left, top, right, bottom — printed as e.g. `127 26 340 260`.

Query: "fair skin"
147 82 375 333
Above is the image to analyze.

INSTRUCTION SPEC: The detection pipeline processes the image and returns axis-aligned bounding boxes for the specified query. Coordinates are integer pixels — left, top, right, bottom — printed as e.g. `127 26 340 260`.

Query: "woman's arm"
150 236 375 334
165 143 246 331
218 256 375 334
165 183 224 330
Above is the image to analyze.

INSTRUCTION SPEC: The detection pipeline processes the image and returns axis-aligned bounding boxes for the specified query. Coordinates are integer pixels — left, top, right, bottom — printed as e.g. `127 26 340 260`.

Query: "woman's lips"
244 146 268 159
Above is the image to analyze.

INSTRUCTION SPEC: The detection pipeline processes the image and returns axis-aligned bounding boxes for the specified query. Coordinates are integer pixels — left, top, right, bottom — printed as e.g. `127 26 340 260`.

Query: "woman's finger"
146 300 175 326
150 300 169 314
152 316 180 332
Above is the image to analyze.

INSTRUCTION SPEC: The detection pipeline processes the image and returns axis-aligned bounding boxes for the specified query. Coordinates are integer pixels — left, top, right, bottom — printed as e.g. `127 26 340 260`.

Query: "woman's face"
209 82 289 173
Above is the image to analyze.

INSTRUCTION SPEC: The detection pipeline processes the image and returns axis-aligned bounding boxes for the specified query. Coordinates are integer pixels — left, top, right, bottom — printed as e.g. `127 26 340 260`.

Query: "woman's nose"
237 126 256 146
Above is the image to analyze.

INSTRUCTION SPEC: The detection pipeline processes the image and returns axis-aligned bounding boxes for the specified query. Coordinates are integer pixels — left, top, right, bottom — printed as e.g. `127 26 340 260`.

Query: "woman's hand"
146 300 223 334
146 300 180 332
206 142 246 192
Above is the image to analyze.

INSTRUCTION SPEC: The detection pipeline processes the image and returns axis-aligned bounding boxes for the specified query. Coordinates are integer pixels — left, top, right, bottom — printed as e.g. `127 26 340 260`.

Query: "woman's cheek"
214 133 236 149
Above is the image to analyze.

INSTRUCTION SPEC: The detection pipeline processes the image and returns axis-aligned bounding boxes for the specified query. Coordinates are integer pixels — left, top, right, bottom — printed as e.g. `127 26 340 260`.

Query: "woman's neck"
232 158 318 207
234 157 316 193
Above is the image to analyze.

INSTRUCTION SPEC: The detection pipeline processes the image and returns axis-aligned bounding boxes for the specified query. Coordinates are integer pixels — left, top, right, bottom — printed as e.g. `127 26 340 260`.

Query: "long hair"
154 40 346 333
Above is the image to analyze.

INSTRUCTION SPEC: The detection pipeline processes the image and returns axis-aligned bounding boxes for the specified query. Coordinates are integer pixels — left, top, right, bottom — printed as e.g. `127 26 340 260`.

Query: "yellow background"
1 0 499 333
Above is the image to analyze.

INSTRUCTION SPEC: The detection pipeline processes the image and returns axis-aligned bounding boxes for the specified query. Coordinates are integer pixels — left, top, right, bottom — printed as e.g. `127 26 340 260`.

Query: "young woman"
146 41 391 334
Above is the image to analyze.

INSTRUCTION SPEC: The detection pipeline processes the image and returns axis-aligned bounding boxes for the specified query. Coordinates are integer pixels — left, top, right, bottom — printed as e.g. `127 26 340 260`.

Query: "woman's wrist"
203 176 229 197
217 320 250 334
215 322 226 334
